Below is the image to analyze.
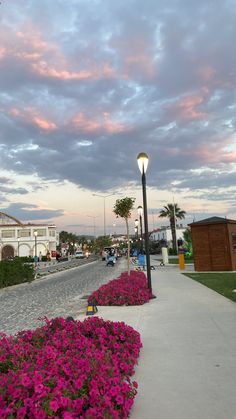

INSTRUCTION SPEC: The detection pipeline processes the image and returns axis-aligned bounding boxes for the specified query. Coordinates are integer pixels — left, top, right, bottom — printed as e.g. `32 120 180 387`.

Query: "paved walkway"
77 263 236 419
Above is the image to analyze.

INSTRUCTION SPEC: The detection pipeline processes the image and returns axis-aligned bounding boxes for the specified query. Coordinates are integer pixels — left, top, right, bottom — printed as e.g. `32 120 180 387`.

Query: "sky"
0 0 236 236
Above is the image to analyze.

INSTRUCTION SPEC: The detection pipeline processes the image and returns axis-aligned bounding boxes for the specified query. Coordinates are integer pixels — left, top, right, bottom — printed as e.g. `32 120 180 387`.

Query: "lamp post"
87 215 99 239
134 219 139 246
137 152 152 292
137 205 143 253
92 193 115 236
34 231 38 267
17 238 20 257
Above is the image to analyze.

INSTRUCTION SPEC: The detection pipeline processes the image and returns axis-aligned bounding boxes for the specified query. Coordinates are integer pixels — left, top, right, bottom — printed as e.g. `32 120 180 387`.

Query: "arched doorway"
2 245 14 260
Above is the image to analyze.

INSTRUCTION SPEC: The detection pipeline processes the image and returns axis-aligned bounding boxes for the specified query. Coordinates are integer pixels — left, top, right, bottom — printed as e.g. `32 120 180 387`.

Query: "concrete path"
77 263 236 419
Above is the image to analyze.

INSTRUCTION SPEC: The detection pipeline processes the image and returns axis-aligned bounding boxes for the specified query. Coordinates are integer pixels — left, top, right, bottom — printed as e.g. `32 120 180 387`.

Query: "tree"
59 231 78 254
159 203 186 254
94 236 112 254
113 197 135 275
183 227 192 257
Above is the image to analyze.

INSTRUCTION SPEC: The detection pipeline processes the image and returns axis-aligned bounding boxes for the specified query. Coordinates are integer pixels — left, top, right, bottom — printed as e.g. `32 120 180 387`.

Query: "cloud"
9 107 57 131
0 186 28 195
0 0 236 212
0 202 64 222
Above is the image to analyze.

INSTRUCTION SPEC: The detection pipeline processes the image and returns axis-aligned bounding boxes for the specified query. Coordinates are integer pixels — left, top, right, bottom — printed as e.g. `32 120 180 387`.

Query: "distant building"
149 225 186 248
0 212 58 261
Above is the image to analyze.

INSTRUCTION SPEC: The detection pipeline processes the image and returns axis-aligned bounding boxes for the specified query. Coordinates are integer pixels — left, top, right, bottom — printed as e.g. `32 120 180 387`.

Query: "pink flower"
116 394 124 405
50 400 59 412
74 378 83 389
62 412 74 419
21 374 31 387
0 316 142 418
16 407 27 419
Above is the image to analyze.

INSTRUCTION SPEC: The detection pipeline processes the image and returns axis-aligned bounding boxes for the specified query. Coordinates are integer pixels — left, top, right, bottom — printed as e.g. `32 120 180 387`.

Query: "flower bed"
0 316 142 418
88 270 152 306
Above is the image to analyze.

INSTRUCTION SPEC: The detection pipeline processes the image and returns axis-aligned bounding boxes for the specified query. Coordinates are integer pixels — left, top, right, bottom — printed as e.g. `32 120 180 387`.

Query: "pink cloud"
166 95 207 122
197 66 215 82
70 112 127 134
31 61 96 81
32 116 57 131
9 107 57 131
110 33 155 79
0 47 6 59
124 54 155 78
184 141 236 165
0 24 119 83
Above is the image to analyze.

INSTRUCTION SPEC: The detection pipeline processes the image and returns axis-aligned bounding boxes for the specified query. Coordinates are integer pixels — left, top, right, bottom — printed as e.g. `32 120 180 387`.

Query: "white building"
0 212 58 261
149 225 186 247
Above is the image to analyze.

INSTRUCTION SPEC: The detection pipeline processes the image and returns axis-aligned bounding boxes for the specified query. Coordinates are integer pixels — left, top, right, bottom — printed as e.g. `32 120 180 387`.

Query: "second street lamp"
137 152 152 293
92 193 115 236
134 219 139 237
17 238 20 257
137 205 143 253
34 231 38 268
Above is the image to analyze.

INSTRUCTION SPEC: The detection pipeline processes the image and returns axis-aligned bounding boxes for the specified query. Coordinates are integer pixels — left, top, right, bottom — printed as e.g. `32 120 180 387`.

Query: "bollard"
161 247 169 265
178 253 185 270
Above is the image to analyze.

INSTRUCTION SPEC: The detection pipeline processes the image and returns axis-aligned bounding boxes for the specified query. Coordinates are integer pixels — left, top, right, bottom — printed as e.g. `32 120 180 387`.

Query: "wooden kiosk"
189 216 236 271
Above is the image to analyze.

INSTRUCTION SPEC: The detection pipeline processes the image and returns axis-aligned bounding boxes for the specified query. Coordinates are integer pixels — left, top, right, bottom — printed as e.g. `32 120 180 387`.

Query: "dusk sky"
0 0 236 236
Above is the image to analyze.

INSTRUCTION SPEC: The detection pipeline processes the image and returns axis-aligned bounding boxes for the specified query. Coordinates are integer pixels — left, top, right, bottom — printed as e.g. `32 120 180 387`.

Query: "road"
0 257 127 335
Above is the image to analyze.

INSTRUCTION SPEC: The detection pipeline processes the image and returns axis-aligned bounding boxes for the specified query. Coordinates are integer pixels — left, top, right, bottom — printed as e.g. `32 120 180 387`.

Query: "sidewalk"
76 262 236 419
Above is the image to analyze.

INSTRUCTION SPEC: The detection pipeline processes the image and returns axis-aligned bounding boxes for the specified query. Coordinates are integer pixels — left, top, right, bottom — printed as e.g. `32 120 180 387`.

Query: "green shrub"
16 256 34 263
0 259 34 289
168 248 177 256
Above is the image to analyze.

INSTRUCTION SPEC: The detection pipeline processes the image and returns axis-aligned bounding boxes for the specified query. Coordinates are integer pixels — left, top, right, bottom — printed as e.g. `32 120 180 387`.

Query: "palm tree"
159 203 186 254
113 197 135 275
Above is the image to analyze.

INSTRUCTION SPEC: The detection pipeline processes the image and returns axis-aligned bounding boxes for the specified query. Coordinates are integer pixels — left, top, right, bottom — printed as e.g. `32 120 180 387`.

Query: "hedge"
0 259 34 289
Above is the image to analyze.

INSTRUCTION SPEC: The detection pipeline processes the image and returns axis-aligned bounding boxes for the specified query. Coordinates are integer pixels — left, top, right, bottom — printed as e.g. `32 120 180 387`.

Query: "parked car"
75 251 84 259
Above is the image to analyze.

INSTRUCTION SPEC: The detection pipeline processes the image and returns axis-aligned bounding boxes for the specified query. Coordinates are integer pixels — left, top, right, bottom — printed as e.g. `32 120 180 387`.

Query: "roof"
189 216 236 226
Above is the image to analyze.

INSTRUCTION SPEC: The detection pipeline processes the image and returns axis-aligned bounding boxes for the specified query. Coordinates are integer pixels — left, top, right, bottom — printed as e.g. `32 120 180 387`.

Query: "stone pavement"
0 258 127 335
77 261 236 419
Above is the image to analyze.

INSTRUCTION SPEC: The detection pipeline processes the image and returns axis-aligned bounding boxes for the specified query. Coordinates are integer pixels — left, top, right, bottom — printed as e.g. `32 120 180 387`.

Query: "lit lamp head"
134 219 139 227
137 152 149 174
137 205 143 218
34 231 38 238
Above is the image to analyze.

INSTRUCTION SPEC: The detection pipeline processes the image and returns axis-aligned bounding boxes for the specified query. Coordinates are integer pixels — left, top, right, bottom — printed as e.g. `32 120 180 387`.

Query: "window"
49 230 55 237
36 229 46 237
18 229 31 237
232 234 236 251
2 230 15 238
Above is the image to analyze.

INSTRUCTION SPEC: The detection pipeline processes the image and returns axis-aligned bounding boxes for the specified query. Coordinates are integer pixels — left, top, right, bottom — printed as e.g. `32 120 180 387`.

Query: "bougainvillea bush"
0 316 142 418
88 270 152 306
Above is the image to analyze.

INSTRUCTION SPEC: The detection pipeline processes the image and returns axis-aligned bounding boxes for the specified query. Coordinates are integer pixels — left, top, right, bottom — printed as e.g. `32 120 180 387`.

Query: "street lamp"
137 205 143 253
92 193 115 236
17 238 20 257
134 219 139 238
34 231 38 267
87 215 99 239
137 152 152 292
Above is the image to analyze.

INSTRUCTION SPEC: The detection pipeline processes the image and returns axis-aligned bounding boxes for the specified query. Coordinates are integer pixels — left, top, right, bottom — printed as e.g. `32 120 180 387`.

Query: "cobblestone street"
0 257 127 335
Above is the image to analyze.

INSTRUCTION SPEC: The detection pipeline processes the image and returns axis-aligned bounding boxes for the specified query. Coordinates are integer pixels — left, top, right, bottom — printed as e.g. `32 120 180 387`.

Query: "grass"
183 272 236 303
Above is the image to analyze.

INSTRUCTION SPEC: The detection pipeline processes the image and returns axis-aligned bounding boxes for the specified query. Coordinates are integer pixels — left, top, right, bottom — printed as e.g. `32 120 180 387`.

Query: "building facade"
149 225 186 247
0 212 58 261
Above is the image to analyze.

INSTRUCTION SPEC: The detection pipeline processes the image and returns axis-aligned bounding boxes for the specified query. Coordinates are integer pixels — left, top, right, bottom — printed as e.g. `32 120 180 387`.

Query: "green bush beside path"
0 259 34 289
